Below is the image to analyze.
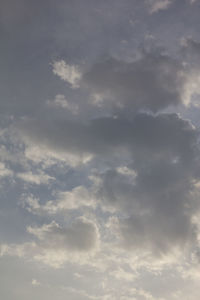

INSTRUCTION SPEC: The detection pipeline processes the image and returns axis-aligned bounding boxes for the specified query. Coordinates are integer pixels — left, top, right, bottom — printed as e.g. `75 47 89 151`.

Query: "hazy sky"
1 0 200 299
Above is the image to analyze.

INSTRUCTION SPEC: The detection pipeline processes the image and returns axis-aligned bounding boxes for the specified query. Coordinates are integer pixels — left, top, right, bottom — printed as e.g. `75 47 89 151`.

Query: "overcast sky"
1 0 200 299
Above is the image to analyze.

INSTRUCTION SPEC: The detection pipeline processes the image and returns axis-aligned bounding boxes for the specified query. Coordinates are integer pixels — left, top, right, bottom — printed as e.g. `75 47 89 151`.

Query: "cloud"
52 45 200 111
0 218 99 268
17 111 200 256
117 212 195 256
147 0 173 14
23 142 93 168
82 53 185 112
21 186 96 215
18 113 198 163
179 38 200 106
0 162 13 178
27 219 98 252
52 60 82 89
17 170 54 185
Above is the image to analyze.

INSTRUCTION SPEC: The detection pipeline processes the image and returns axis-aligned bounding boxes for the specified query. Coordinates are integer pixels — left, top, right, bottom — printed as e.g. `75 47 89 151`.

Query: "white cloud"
52 60 82 88
147 0 173 14
21 186 97 215
23 143 93 168
17 170 54 185
40 186 96 213
20 194 41 213
181 70 200 106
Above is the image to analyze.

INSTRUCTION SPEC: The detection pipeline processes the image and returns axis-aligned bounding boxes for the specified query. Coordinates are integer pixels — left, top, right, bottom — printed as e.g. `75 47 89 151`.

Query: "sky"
1 0 200 299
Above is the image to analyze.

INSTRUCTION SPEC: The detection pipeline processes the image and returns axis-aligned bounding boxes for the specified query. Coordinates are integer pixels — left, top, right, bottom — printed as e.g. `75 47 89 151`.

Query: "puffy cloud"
52 60 82 89
17 170 54 185
53 44 200 111
23 142 93 168
147 0 173 14
21 186 96 215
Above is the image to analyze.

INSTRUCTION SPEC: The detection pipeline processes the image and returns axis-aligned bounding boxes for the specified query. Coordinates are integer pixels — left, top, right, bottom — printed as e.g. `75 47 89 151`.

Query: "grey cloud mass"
19 113 198 162
82 53 185 112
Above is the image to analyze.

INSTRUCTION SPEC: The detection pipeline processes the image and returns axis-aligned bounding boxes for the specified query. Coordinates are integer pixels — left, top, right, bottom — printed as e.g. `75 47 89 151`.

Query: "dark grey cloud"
118 210 195 255
19 113 198 162
82 53 185 112
100 165 197 255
